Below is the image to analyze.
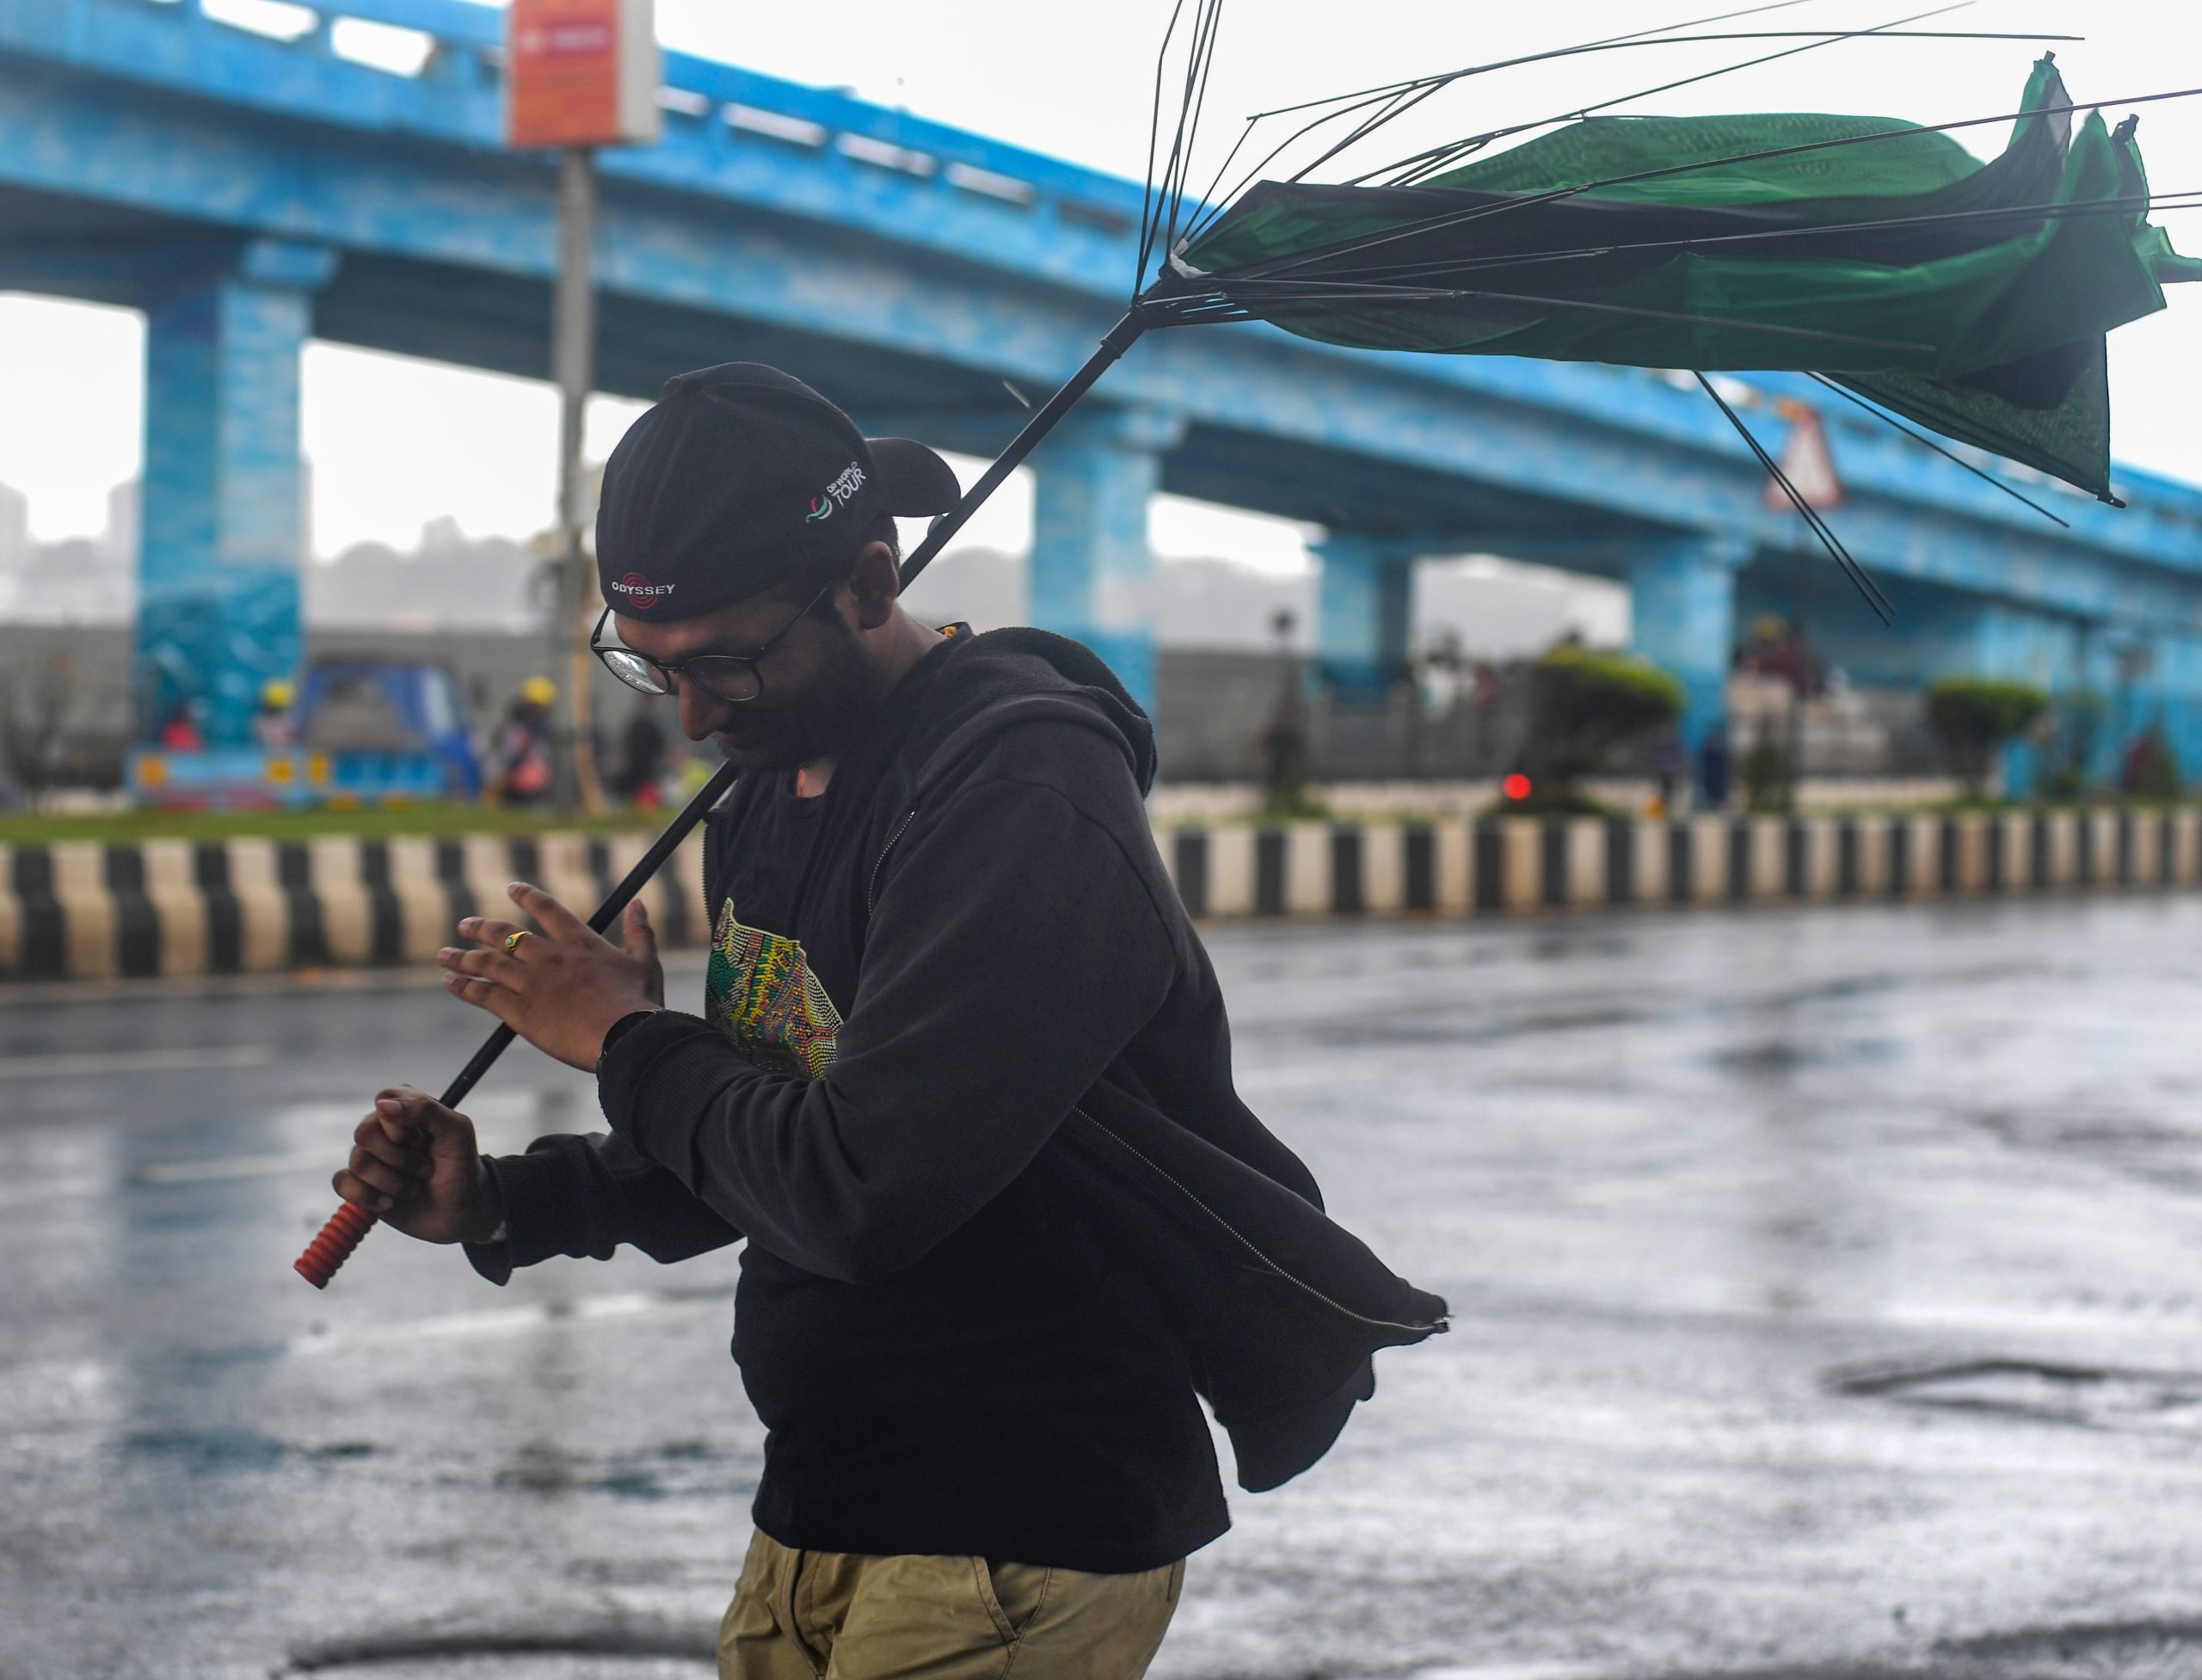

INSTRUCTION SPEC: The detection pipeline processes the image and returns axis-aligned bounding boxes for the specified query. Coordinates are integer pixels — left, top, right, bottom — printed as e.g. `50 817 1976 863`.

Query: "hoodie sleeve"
595 728 1179 1284
462 1129 744 1285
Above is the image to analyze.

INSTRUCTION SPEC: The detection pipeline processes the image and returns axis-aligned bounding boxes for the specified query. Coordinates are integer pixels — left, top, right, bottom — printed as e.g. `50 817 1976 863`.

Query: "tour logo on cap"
612 572 678 611
805 461 867 522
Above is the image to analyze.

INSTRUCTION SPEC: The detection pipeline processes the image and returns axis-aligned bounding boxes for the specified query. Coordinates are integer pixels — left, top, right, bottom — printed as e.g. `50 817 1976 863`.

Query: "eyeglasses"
591 582 833 704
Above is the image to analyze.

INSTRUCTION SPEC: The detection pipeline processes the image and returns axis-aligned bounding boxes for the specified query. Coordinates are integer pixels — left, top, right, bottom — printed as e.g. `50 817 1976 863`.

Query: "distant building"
103 478 138 564
0 479 28 567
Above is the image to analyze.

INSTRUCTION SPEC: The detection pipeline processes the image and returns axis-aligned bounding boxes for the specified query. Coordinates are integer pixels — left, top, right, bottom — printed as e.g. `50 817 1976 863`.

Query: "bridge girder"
5 0 2202 767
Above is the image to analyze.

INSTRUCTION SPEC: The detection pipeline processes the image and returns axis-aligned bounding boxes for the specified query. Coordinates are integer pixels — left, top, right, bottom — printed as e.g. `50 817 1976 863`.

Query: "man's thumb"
624 897 658 960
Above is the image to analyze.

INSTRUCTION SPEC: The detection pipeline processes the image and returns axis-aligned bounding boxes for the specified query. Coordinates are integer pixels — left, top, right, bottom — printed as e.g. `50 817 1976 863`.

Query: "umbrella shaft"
440 756 741 1108
897 311 1149 592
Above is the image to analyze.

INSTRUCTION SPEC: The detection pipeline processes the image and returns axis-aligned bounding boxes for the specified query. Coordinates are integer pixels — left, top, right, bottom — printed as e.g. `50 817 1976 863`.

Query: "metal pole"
552 145 605 811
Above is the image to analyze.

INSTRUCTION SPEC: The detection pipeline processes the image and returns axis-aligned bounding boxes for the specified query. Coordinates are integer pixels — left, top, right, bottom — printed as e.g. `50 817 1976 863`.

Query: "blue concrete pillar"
1028 403 1184 717
2152 631 2202 786
1808 588 2088 793
138 240 336 746
1313 532 1422 703
1627 534 1750 786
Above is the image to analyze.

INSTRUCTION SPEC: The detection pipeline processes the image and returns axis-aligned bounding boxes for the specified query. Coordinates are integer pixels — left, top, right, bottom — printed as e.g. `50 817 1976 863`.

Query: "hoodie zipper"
1072 1105 1448 1338
866 808 920 918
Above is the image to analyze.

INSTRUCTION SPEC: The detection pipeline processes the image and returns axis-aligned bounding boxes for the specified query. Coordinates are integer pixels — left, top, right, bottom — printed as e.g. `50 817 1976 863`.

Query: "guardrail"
4 805 2199 981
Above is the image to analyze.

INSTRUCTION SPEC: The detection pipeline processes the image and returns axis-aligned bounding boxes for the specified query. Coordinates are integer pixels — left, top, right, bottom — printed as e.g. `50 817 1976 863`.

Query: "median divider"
3 807 2199 982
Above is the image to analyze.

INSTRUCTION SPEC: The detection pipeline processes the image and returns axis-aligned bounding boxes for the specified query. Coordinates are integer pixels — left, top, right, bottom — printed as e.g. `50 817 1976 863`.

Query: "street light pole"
551 144 604 812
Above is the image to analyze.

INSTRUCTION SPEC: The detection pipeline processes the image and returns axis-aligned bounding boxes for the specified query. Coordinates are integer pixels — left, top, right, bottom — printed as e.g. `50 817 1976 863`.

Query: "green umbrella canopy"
1175 57 2201 502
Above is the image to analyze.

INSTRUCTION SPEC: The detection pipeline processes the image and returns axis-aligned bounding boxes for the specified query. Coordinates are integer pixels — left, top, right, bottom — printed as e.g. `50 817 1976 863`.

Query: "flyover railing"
146 0 1146 242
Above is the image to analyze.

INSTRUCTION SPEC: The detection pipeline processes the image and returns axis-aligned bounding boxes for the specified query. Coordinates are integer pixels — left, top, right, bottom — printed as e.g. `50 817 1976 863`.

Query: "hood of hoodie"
889 625 1158 799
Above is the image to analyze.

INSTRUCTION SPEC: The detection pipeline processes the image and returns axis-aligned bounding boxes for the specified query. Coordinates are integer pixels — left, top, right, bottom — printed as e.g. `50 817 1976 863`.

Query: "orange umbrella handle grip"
294 1199 378 1289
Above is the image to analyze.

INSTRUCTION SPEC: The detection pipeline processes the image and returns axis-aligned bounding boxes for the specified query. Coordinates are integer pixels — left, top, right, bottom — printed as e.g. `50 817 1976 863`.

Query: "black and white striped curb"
1164 807 2202 916
3 807 2197 982
0 829 709 982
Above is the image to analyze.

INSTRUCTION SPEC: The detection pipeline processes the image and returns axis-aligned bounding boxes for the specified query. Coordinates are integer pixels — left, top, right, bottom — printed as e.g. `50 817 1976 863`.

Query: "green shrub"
1517 645 1683 806
1925 677 2049 799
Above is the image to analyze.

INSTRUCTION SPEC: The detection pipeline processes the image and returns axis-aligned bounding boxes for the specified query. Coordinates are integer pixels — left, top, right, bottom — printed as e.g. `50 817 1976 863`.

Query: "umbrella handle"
295 1199 377 1289
291 758 741 1289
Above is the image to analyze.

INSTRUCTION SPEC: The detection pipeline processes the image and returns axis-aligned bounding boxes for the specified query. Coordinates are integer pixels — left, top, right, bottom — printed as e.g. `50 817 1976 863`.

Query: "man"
332 363 1446 1679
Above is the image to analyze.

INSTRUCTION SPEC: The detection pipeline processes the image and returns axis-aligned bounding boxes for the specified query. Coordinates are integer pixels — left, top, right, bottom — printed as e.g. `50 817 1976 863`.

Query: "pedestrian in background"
253 680 297 751
611 707 669 808
489 677 555 806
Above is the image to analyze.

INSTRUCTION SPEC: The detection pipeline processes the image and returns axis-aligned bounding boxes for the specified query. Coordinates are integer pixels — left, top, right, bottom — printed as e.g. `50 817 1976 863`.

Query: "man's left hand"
439 883 665 1071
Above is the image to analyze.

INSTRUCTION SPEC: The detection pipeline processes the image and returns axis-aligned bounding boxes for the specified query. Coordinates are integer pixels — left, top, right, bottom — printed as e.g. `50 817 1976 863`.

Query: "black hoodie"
471 626 1448 1572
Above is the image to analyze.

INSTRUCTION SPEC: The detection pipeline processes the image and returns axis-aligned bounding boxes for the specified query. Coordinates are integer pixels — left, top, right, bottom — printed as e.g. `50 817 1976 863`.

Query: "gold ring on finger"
504 930 531 953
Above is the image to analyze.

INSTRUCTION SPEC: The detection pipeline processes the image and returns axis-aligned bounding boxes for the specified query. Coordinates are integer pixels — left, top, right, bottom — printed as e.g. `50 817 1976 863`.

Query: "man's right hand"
332 1084 503 1246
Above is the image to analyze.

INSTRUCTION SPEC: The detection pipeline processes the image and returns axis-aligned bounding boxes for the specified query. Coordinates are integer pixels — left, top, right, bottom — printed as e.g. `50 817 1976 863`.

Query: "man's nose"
674 678 729 741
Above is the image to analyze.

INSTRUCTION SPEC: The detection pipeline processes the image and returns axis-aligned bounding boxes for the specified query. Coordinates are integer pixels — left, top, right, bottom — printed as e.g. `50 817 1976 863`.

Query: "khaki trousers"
718 1528 1185 1680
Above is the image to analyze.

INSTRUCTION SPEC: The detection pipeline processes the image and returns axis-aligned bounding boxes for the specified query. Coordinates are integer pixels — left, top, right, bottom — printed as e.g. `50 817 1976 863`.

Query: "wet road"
6 899 2202 1680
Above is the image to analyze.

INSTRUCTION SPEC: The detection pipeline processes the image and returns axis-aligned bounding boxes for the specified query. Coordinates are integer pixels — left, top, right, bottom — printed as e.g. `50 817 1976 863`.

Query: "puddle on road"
121 1426 380 1472
1830 1357 2202 1434
1546 1615 2202 1680
1941 1617 2202 1674
1964 1103 2202 1196
491 1436 746 1502
286 1620 717 1673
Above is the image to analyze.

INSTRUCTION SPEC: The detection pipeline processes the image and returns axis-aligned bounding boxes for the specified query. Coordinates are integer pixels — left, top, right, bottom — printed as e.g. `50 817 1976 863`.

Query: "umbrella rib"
1252 0 1836 120
1172 19 2053 249
1370 2 1970 189
1163 0 1227 259
1214 280 1936 354
1804 372 2071 528
1178 83 1429 252
1135 0 1190 290
1174 0 1227 248
1231 83 2202 283
1374 27 2091 185
1147 0 1214 280
1696 372 1894 623
1178 10 1885 249
1286 79 1447 190
1286 188 2202 287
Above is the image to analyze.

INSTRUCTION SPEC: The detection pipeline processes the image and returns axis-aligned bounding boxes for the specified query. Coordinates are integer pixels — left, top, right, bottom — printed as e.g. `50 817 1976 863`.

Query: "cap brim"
867 437 962 517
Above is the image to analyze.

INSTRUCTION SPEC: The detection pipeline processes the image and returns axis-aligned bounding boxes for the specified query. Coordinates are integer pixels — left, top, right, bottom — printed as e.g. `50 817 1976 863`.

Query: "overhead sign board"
507 0 661 151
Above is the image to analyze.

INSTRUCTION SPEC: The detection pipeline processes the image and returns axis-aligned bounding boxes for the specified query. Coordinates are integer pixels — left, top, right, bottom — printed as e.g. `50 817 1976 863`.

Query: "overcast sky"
1 0 2196 572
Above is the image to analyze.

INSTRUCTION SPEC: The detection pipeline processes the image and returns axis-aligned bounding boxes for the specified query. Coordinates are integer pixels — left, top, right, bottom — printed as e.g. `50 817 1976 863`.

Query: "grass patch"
0 803 663 846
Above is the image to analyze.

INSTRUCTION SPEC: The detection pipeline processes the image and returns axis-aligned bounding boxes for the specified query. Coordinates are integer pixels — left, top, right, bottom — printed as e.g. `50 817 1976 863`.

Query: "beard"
711 612 882 771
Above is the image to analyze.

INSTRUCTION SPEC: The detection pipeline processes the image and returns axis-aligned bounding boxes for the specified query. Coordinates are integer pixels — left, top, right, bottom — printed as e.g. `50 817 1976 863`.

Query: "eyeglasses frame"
590 580 837 705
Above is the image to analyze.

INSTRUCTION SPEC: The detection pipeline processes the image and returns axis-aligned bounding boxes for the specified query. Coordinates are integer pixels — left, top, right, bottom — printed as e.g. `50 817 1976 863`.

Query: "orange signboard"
507 0 660 150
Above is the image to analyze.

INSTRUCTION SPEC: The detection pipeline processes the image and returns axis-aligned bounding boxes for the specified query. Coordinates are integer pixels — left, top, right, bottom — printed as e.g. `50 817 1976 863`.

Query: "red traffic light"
1501 772 1532 802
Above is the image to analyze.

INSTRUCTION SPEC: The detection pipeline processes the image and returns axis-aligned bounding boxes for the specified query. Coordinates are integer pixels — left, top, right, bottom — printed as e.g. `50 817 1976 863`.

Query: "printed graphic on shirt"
705 897 843 1080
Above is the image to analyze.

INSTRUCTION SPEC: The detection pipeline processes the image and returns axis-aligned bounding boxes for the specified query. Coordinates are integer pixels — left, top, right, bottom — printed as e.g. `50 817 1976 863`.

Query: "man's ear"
846 540 901 631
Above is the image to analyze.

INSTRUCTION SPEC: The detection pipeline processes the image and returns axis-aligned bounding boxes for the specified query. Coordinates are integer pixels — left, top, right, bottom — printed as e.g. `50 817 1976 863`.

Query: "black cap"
595 361 962 621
